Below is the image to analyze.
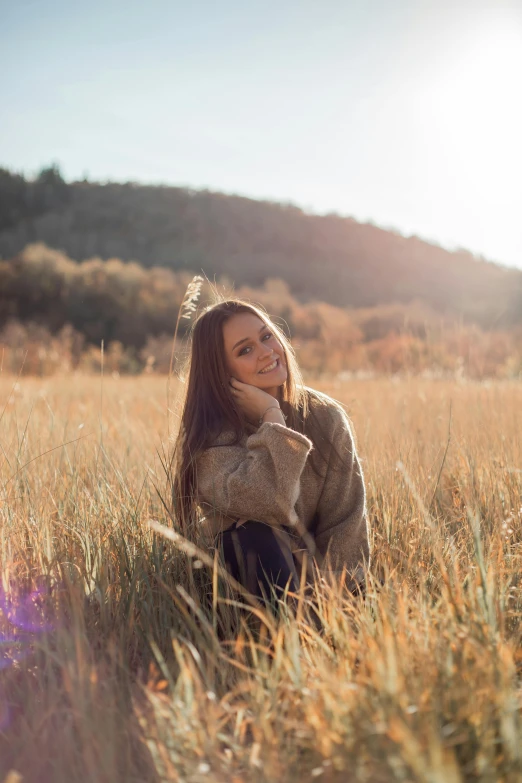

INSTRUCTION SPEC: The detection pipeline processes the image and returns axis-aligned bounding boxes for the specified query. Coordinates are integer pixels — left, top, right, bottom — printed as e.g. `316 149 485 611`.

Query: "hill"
1 166 521 328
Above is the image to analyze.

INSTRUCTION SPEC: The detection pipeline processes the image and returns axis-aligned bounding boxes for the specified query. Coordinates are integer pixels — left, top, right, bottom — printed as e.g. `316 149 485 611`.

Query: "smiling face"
222 312 288 397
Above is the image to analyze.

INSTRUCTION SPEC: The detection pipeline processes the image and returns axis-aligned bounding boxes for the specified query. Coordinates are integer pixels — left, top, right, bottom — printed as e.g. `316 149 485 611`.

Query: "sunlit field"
1 374 521 782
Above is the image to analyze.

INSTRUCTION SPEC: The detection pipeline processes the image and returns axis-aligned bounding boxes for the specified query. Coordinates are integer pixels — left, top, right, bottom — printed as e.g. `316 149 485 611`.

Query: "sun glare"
415 12 522 258
435 17 521 158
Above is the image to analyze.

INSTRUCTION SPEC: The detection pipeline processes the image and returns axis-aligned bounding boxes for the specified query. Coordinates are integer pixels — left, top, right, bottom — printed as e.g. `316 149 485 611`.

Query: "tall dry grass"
0 373 521 782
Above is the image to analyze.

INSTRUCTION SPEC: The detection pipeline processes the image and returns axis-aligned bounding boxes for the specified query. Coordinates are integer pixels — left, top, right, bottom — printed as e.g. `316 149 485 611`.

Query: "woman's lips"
258 358 280 374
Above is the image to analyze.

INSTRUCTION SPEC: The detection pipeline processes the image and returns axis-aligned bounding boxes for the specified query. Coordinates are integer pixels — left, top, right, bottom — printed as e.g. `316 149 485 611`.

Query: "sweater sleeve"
195 421 314 528
313 406 370 587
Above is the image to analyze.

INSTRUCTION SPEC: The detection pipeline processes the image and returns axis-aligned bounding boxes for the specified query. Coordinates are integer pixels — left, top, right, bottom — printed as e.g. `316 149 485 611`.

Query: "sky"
2 0 522 268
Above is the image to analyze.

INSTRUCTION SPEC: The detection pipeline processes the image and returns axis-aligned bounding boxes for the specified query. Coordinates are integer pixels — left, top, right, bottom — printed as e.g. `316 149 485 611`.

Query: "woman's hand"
229 377 280 422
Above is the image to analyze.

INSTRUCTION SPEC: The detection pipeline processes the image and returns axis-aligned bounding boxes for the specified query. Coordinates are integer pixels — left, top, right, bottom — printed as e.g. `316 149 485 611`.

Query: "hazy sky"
2 0 522 268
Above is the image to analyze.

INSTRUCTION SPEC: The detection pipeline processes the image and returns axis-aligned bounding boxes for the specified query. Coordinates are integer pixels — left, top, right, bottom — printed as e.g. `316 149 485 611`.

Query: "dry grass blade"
166 274 205 437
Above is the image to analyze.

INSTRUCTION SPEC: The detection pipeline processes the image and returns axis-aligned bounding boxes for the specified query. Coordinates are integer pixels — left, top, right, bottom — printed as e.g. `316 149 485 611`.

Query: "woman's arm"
196 421 314 528
313 405 370 588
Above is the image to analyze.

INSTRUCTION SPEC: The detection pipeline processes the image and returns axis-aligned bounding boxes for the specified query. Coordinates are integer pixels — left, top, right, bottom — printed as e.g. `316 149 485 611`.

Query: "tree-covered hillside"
1 166 521 328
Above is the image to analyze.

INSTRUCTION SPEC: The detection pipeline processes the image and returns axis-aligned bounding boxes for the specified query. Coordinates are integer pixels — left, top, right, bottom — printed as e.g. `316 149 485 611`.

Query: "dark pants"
218 520 301 606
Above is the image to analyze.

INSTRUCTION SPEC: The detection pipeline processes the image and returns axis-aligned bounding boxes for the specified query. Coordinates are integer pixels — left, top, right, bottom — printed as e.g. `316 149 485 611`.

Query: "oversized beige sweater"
195 388 370 588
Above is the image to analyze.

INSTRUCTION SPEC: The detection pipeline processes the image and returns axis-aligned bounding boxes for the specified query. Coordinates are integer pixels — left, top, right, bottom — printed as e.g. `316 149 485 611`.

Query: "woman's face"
222 313 288 395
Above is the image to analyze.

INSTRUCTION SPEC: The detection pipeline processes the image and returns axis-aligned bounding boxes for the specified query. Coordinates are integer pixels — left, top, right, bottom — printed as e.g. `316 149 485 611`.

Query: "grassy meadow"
0 373 521 782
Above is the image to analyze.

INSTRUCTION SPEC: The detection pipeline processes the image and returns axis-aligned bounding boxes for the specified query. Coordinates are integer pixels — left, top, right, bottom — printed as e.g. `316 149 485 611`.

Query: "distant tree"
32 164 69 212
0 168 27 232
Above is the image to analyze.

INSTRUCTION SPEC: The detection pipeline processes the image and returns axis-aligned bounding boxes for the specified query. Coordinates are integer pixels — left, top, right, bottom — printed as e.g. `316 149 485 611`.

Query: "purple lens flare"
0 577 60 728
0 586 56 634
0 582 57 696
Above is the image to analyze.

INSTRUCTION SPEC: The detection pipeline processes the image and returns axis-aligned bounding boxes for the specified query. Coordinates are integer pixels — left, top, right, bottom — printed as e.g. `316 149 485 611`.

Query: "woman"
171 298 370 608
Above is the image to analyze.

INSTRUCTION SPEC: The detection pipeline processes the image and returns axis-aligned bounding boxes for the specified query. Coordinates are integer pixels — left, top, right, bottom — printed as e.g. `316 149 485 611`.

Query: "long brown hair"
170 297 340 536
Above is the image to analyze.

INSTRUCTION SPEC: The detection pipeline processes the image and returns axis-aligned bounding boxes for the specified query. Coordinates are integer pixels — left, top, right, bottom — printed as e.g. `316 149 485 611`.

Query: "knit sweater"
194 388 370 588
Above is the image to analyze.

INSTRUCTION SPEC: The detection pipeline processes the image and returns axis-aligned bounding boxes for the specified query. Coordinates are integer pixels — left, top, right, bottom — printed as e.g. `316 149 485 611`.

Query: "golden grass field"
0 374 521 782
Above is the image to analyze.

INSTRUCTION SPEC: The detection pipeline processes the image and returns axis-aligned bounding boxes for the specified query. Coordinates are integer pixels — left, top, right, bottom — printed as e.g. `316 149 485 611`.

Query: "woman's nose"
258 343 273 357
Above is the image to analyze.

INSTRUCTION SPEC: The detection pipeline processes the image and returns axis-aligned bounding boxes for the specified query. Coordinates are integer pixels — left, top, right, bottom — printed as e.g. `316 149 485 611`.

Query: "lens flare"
0 579 59 729
0 586 56 634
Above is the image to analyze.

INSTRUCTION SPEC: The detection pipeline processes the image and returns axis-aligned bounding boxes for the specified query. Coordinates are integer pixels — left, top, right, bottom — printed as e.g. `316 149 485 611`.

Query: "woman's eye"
239 332 273 356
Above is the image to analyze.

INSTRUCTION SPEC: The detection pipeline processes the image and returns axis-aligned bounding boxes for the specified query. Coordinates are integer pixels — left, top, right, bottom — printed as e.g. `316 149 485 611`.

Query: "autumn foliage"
1 243 521 379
